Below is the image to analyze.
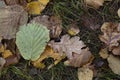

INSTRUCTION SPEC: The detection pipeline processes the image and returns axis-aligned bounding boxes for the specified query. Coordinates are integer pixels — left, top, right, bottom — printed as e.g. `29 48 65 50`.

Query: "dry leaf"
32 46 65 68
112 46 120 55
26 0 49 15
31 15 62 38
67 48 94 67
2 50 13 58
68 22 80 36
118 8 120 18
107 55 120 75
99 22 120 50
49 35 86 59
99 48 109 59
0 5 28 39
0 57 6 70
78 67 93 80
81 15 100 30
4 0 19 5
84 0 104 9
0 44 5 53
5 53 20 67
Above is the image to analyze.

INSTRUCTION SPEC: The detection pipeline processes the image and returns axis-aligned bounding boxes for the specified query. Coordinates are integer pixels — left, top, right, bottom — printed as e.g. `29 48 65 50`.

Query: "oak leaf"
48 35 86 59
99 22 120 50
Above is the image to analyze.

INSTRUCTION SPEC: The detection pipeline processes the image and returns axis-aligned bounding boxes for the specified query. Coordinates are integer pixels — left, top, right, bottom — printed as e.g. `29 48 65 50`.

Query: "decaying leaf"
112 46 120 55
26 0 49 15
118 8 120 18
5 53 20 67
0 57 6 70
0 5 28 39
4 0 19 5
31 15 62 38
99 48 109 59
68 22 80 36
99 22 120 50
84 0 104 9
49 34 86 59
65 48 94 67
16 23 50 61
78 67 93 80
107 55 120 75
32 46 65 68
81 15 100 30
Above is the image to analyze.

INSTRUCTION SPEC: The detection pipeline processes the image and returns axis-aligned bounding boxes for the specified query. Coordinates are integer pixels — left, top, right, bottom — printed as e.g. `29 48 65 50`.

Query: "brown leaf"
4 0 19 5
68 48 94 67
49 35 86 59
31 15 62 38
0 5 28 39
5 53 20 67
99 22 120 50
81 15 100 30
112 46 120 55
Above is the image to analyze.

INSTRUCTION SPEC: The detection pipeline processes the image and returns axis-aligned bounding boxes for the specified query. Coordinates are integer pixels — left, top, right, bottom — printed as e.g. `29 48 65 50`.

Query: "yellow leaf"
99 48 109 59
2 50 13 58
0 45 5 53
32 46 65 68
26 0 49 15
38 0 49 5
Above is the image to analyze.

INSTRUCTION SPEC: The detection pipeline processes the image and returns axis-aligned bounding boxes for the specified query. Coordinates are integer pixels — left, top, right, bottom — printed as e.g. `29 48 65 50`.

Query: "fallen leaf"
16 23 50 61
0 5 28 39
49 34 86 59
99 22 120 50
78 67 93 80
81 15 100 30
2 50 13 58
64 48 94 67
4 0 19 5
68 22 80 36
26 0 49 15
31 15 62 38
0 57 6 70
112 46 120 55
99 48 109 59
5 53 20 67
32 46 65 68
107 55 120 75
84 0 104 9
0 44 5 53
118 8 120 18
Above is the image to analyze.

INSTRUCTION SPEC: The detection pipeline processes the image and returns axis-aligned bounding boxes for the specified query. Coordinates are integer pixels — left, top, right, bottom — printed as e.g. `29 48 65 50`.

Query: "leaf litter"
0 0 120 80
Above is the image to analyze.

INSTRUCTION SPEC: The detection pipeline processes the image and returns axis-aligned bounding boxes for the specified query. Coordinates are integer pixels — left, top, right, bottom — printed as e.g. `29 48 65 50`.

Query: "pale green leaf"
16 23 50 61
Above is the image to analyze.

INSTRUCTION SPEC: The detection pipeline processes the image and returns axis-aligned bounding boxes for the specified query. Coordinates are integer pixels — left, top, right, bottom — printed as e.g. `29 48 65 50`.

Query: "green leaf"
16 23 50 61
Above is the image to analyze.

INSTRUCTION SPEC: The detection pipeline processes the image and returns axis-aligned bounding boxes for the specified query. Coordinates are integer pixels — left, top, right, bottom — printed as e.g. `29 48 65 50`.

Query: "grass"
0 0 120 80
